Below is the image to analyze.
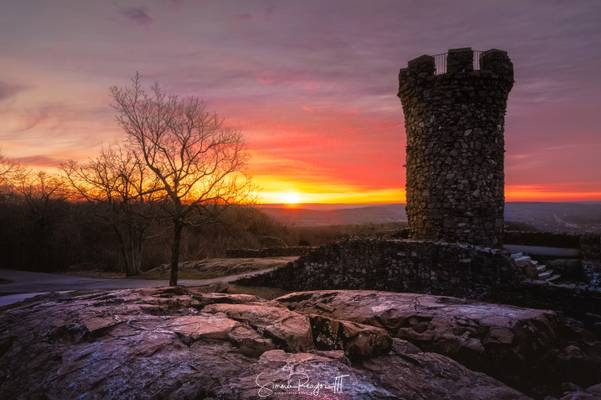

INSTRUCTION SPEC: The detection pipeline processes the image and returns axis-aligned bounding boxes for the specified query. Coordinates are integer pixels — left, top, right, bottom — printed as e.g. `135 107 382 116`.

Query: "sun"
281 191 302 205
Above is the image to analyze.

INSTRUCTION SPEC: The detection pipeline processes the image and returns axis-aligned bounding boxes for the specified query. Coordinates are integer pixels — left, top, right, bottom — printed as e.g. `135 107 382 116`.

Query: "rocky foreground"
0 288 600 399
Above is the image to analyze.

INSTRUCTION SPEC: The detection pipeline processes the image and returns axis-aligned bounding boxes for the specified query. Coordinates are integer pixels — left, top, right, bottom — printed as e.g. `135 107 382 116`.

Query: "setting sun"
281 191 302 205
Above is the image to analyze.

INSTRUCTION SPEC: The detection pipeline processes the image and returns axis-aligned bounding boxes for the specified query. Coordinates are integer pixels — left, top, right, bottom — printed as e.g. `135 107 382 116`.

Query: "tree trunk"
169 220 184 286
125 236 142 277
112 223 129 276
133 238 144 276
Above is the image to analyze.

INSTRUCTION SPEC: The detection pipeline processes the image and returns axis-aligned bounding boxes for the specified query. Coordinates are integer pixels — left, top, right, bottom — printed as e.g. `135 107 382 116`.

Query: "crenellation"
480 49 514 83
407 54 435 74
447 47 473 73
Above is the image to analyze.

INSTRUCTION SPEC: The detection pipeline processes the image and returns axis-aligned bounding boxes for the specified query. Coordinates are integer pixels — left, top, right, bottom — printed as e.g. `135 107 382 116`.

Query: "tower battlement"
398 47 514 246
399 48 513 87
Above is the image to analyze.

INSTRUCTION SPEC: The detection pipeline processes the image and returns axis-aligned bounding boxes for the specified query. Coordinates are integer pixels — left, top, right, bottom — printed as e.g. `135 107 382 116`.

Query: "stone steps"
514 255 533 268
510 252 524 260
510 252 561 283
538 270 553 280
547 274 561 282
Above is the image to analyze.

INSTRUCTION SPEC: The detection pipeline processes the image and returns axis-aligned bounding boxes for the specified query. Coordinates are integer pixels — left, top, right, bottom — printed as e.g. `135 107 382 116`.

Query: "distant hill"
259 204 405 227
260 202 601 233
505 202 601 233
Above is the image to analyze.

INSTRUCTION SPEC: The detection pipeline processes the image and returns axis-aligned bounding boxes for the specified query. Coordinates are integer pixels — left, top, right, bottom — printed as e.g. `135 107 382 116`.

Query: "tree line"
1 75 252 285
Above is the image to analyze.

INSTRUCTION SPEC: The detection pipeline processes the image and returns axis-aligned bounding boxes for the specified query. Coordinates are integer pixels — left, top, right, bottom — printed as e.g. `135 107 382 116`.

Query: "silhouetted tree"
14 170 65 217
111 74 252 285
0 151 16 190
13 170 66 269
63 146 160 275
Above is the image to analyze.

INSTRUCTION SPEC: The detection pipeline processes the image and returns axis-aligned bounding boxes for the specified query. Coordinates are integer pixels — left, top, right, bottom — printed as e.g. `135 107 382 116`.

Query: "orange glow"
275 191 302 205
506 185 601 202
254 173 406 204
13 163 601 204
257 187 405 204
254 181 601 205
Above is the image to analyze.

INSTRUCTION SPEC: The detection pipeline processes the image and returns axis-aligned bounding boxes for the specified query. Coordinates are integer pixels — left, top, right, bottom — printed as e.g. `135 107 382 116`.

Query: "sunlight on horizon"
280 191 302 205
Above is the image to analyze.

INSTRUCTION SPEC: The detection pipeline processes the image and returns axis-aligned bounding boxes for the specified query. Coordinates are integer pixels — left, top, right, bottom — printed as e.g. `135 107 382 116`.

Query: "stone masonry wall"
581 234 601 262
239 239 524 299
398 48 514 247
225 246 316 258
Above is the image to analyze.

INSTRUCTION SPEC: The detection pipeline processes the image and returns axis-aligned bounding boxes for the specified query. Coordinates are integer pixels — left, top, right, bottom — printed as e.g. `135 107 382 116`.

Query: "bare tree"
63 146 160 276
14 170 65 212
13 169 66 268
0 151 16 189
111 74 252 285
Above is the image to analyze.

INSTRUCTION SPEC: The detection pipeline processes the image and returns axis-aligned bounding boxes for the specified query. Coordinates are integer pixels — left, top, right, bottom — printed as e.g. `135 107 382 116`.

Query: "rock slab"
0 287 528 399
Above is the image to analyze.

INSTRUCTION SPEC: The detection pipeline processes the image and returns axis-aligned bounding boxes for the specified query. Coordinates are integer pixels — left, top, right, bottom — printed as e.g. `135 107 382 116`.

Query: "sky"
1 0 601 204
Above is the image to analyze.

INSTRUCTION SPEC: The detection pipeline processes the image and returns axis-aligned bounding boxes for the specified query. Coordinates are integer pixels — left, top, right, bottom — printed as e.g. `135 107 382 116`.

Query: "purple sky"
1 0 600 202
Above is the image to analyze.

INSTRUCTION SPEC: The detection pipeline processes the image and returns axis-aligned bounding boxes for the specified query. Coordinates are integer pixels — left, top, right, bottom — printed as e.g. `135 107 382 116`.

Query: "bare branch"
110 75 252 285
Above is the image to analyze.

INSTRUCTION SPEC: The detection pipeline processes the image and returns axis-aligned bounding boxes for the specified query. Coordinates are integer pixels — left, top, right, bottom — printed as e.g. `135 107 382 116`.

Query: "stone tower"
398 48 513 246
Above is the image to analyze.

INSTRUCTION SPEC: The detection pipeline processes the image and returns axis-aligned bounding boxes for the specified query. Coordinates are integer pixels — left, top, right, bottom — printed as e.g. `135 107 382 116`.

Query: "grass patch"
140 257 296 281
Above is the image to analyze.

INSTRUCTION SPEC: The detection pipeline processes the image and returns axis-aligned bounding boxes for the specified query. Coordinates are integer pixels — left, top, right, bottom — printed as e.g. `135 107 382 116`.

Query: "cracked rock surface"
0 287 531 399
276 290 601 397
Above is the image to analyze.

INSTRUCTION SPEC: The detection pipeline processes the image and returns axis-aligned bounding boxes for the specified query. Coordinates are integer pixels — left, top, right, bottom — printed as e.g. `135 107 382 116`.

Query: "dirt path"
0 268 276 306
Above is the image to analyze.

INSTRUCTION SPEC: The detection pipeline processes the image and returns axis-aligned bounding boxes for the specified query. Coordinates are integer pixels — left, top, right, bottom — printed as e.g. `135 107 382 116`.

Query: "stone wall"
238 239 601 323
398 48 514 247
239 239 524 299
225 246 316 258
581 234 601 262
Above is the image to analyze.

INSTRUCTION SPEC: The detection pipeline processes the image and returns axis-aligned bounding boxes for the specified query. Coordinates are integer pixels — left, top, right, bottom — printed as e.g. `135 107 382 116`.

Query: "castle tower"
398 48 513 246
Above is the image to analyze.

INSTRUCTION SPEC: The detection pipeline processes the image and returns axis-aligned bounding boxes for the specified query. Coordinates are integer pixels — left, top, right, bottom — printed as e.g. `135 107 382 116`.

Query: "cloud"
119 6 153 25
234 13 253 21
0 104 57 135
0 82 26 102
167 0 184 8
10 154 62 168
